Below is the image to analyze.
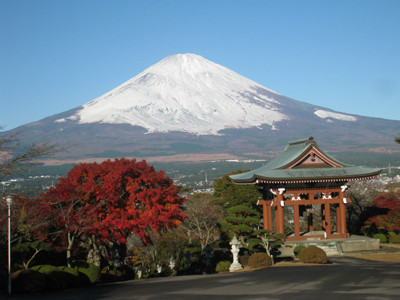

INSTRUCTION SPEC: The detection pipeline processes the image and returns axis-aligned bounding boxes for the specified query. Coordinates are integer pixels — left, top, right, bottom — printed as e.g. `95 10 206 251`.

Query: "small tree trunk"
24 248 42 270
67 232 75 267
87 236 102 267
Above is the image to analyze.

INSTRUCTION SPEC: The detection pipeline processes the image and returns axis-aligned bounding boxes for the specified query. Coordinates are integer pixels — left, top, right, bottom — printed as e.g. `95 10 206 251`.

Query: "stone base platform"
278 233 381 257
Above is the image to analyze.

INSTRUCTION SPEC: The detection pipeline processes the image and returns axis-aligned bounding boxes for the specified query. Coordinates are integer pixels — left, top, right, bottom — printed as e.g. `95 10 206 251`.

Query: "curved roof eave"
231 166 382 184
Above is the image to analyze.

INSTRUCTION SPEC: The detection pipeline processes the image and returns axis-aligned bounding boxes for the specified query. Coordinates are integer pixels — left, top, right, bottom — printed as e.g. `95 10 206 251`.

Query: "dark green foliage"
71 260 100 284
100 265 135 283
246 238 264 252
373 233 388 243
213 171 262 249
12 269 50 293
293 245 306 257
30 265 81 289
298 246 327 264
258 231 286 257
12 241 51 270
31 264 59 273
213 172 261 208
156 232 188 267
215 261 231 273
388 232 400 243
0 265 7 292
247 252 272 268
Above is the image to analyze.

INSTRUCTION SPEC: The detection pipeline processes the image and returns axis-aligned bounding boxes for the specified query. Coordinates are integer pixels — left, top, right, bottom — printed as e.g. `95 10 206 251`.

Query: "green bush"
293 245 306 257
299 246 327 264
239 255 250 267
31 265 81 289
215 261 231 273
71 260 100 284
247 252 272 269
12 269 50 293
100 265 135 283
388 232 400 244
59 266 80 277
373 233 387 243
31 264 59 274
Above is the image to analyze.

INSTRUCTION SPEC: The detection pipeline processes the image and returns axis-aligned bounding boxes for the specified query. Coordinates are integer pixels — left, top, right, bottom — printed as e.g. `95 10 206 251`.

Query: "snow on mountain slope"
314 109 357 121
57 54 287 135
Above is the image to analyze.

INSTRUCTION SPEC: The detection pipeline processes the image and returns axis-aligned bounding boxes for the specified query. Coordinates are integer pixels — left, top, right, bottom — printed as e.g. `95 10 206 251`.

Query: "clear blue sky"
1 0 399 130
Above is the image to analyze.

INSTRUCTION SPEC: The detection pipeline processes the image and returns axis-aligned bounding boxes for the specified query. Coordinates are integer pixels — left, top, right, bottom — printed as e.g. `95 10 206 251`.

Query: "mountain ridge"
2 53 399 163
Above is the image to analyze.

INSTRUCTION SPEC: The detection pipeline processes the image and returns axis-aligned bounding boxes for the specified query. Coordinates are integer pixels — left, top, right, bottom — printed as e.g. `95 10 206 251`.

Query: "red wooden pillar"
324 203 332 237
339 203 347 237
336 205 341 234
338 190 347 238
275 190 285 235
293 203 300 238
263 204 273 231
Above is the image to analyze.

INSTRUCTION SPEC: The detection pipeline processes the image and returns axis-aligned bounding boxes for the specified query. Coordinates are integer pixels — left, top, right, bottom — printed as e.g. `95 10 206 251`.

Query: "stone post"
169 256 176 271
229 235 243 272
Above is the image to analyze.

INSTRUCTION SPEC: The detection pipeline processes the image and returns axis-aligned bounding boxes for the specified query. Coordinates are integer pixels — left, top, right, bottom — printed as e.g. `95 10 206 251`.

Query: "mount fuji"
57 53 287 135
4 53 399 164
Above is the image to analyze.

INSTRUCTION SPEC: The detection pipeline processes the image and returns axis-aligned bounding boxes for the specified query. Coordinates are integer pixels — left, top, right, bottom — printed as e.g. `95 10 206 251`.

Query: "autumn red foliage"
0 195 51 244
39 158 186 259
362 192 400 235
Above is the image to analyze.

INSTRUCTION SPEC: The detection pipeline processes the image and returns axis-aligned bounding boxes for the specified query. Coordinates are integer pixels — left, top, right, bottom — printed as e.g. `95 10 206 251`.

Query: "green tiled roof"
230 166 381 183
230 137 382 183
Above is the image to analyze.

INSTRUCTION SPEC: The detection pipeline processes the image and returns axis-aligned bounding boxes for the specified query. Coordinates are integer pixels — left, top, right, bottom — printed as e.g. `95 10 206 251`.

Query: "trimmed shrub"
388 232 400 244
215 261 231 273
293 245 306 257
12 269 50 293
59 266 80 277
247 252 272 269
31 265 81 289
239 255 250 267
31 264 59 273
100 266 123 283
71 260 100 284
100 265 135 283
373 233 387 243
299 246 327 264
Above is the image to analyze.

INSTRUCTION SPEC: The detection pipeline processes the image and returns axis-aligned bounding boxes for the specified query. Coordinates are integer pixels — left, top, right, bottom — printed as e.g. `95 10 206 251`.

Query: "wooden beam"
258 197 351 206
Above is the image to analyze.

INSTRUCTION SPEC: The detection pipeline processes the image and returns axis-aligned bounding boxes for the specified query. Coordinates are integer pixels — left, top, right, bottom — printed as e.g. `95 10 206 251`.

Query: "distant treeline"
3 152 398 196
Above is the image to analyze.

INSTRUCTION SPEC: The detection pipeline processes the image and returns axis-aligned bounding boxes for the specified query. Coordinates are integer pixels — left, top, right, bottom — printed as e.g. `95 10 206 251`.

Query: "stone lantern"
229 235 243 272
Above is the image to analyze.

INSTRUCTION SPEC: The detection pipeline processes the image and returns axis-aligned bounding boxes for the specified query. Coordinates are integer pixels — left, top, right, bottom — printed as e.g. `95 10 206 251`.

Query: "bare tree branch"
0 129 62 180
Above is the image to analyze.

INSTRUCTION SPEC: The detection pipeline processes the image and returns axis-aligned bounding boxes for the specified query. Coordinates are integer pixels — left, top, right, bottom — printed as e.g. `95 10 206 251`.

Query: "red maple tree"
40 158 186 263
362 192 400 234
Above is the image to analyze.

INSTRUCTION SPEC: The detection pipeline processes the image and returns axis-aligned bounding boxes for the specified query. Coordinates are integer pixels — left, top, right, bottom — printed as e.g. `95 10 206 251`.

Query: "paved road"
6 257 400 300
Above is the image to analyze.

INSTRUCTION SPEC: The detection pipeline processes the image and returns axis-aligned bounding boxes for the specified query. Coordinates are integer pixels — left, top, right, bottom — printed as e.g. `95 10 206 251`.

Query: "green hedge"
299 246 327 264
388 232 400 243
247 253 272 268
31 265 81 289
215 261 231 273
293 245 306 257
100 265 135 283
12 270 50 293
71 260 100 284
373 233 387 243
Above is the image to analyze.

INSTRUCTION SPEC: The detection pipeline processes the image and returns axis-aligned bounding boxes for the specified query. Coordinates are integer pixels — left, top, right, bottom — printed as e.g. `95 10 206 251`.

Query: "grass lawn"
272 244 400 266
346 243 400 263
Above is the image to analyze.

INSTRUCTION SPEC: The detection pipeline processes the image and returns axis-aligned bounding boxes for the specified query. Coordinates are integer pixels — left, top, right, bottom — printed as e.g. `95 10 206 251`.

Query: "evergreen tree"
213 171 263 251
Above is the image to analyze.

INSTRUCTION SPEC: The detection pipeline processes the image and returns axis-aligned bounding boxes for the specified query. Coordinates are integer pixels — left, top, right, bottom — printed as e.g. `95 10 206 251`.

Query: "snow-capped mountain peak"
58 53 287 135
